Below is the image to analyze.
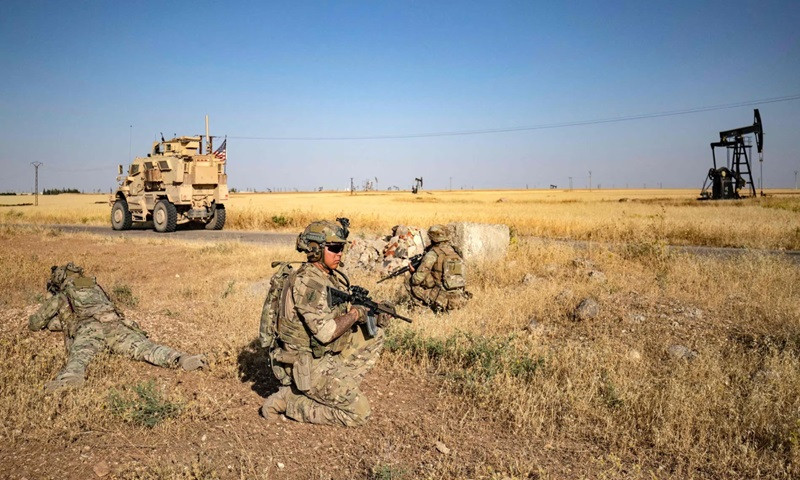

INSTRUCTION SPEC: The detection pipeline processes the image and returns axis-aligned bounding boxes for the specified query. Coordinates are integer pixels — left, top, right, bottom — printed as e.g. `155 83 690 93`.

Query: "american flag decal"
213 139 227 162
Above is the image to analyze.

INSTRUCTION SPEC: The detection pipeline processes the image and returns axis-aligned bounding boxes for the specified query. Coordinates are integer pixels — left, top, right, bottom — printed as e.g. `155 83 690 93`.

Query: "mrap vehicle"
111 119 228 232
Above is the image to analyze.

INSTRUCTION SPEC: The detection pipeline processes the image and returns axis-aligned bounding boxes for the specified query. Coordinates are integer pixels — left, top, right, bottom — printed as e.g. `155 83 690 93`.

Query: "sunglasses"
325 243 345 254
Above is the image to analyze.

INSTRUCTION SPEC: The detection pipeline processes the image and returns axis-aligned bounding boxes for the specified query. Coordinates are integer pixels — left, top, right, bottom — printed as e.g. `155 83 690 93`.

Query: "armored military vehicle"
111 120 228 232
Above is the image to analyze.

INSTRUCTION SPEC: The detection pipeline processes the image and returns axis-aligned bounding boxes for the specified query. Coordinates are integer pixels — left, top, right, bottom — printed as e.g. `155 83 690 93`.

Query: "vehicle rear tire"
111 199 132 230
205 204 226 230
153 199 177 233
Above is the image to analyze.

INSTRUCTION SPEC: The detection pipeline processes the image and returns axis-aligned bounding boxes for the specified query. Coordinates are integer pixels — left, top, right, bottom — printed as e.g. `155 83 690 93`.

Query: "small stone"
629 313 646 323
521 273 539 285
93 461 110 478
627 350 642 362
666 345 697 360
435 442 450 455
573 298 600 321
526 318 543 333
277 462 285 469
201 434 207 442
587 270 606 283
496 197 509 203
175 274 180 278
572 257 596 270
83 446 91 452
556 289 573 302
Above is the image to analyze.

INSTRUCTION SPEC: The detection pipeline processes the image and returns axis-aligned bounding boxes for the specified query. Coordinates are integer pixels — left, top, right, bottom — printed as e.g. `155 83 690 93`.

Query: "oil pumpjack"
700 109 764 199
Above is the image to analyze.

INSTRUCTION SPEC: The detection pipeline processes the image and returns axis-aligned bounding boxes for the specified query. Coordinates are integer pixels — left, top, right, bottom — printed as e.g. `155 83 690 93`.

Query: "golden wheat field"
1 190 799 479
2 189 800 249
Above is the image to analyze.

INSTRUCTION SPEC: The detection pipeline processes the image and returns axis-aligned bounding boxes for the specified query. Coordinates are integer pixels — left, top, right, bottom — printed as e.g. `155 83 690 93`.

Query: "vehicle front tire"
205 204 226 230
111 199 132 231
153 199 177 233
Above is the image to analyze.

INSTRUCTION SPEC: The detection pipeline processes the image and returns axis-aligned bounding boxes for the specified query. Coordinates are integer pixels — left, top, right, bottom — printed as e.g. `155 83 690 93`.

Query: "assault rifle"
377 254 424 284
328 285 412 336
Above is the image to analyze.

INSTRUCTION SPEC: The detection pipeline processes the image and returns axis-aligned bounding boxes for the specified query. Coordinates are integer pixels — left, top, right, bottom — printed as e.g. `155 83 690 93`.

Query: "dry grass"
0 191 799 478
2 189 800 249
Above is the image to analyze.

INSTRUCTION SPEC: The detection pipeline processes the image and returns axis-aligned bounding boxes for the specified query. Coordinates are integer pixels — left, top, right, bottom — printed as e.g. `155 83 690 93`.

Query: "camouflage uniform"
408 225 469 313
263 219 384 427
29 263 205 392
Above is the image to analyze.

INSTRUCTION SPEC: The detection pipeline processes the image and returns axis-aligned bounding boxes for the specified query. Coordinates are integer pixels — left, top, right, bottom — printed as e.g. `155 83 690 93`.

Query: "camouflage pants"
283 326 384 427
409 284 469 312
55 319 184 382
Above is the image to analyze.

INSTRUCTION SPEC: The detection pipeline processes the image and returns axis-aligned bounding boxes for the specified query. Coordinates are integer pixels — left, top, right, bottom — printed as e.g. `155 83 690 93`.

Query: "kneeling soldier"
261 219 391 427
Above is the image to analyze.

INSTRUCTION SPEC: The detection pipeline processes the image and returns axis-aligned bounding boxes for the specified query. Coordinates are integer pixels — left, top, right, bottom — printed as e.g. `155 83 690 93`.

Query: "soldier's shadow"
236 339 281 398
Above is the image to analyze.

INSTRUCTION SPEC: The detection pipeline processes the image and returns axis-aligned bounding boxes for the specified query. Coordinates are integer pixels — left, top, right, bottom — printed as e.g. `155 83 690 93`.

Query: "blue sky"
1 1 798 192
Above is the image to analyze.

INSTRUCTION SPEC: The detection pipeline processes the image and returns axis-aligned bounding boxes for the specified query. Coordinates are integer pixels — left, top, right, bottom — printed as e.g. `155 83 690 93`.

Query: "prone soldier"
29 263 206 392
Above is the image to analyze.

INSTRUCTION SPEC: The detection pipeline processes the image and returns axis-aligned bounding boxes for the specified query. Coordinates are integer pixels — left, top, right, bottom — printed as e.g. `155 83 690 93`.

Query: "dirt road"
30 223 800 262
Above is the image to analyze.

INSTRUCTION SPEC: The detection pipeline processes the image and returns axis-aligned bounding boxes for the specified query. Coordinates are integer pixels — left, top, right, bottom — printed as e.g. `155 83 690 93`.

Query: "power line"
227 93 800 141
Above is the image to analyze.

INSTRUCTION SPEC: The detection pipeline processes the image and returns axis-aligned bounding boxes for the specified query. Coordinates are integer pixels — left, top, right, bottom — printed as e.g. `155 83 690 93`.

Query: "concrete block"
448 222 510 261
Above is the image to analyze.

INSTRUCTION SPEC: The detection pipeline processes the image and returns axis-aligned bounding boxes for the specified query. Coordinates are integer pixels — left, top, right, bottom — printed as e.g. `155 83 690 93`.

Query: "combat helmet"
296 218 350 261
47 262 84 294
427 224 450 244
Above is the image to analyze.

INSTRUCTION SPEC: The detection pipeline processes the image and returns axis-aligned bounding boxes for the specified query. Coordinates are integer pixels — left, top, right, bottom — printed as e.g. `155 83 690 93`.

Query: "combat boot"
261 386 290 421
178 354 207 371
44 372 84 393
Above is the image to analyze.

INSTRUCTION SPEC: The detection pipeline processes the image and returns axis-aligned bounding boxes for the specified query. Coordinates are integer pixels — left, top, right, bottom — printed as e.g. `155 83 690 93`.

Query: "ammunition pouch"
292 350 313 392
269 347 298 387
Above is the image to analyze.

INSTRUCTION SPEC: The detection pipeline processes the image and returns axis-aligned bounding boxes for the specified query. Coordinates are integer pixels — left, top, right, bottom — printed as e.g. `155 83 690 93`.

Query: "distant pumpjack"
700 109 763 200
411 176 423 194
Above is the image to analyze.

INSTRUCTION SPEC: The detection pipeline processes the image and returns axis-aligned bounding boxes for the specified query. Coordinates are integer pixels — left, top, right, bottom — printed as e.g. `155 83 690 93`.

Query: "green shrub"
109 380 183 428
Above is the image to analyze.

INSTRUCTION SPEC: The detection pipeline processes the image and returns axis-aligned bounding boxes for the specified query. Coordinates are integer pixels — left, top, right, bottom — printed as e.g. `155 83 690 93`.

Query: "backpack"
258 262 301 348
434 246 466 290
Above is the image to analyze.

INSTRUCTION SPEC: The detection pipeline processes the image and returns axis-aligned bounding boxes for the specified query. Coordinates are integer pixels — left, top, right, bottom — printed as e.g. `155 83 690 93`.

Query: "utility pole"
350 177 354 195
588 170 592 190
31 162 43 206
449 176 452 191
795 171 798 189
568 177 573 191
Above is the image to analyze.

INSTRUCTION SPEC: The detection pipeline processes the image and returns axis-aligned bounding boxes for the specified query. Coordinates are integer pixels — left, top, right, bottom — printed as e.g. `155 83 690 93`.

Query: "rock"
556 289 573 302
521 273 540 285
277 463 285 469
587 270 606 283
93 461 110 478
573 298 600 321
526 317 543 333
686 307 704 319
435 441 450 455
83 446 91 452
628 313 646 323
627 349 642 362
448 222 510 262
347 237 387 271
666 344 697 360
572 257 596 270
496 197 509 203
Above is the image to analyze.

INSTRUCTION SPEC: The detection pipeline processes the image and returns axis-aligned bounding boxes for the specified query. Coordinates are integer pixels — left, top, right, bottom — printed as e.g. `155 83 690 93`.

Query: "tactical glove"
377 301 396 328
351 305 370 324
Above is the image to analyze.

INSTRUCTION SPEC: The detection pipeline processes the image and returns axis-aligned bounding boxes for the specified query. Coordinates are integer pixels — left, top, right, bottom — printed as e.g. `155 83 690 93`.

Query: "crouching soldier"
260 219 393 427
408 224 470 313
29 262 206 392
